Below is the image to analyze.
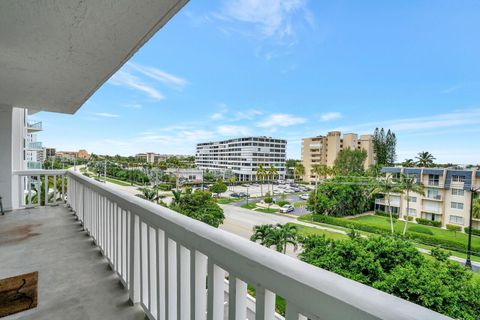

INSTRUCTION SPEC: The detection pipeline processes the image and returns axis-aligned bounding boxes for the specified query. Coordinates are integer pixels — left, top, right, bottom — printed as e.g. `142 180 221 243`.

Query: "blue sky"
35 0 480 164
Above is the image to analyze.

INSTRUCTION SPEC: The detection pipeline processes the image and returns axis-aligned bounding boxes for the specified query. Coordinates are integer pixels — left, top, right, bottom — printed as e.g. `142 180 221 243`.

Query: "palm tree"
30 176 65 206
294 163 305 182
250 224 298 254
135 188 162 204
257 164 266 197
397 173 425 235
250 224 274 246
268 164 279 195
171 189 183 206
472 197 480 219
402 159 415 167
370 176 401 234
416 151 436 167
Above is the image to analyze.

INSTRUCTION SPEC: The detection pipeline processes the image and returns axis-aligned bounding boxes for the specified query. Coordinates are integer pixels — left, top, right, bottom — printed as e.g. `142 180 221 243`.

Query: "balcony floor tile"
0 206 144 320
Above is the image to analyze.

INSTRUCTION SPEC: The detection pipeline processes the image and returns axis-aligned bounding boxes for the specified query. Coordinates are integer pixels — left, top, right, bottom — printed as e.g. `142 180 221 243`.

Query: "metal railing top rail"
14 169 67 176
67 169 449 320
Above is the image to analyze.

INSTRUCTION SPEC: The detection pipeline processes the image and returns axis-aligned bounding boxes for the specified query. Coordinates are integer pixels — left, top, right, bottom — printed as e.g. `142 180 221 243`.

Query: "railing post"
129 212 140 305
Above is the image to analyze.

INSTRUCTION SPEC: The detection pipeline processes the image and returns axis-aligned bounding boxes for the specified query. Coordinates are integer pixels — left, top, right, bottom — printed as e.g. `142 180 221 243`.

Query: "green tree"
135 188 162 204
257 164 266 197
401 159 415 167
415 151 436 167
209 179 228 197
397 173 425 235
333 149 367 176
263 192 273 208
268 164 279 195
373 128 397 166
250 224 298 254
307 176 373 217
371 176 401 234
294 163 305 182
473 196 480 219
170 190 225 227
203 169 215 183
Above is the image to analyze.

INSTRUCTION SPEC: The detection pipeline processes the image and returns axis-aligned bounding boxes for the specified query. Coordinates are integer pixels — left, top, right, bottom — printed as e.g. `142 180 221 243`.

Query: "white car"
280 204 294 213
299 194 309 200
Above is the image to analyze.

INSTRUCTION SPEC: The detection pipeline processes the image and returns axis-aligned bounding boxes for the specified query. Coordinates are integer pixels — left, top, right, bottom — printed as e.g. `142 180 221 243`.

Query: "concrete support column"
0 106 25 211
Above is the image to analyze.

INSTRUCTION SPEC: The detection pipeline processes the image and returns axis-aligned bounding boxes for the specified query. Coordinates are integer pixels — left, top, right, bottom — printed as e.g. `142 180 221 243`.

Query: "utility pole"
466 186 479 269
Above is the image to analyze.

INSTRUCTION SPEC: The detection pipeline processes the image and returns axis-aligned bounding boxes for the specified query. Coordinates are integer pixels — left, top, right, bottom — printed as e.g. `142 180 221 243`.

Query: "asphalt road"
231 193 310 216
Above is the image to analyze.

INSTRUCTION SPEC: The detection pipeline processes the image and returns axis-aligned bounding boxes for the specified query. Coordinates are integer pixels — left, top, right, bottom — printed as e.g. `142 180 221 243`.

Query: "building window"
451 202 464 210
428 174 439 186
449 215 464 225
407 196 417 203
452 175 465 182
451 188 464 196
408 208 417 216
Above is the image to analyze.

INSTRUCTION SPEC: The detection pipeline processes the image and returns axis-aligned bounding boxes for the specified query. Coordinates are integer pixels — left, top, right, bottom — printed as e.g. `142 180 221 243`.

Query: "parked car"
280 204 295 213
238 192 249 197
230 192 240 198
299 194 309 200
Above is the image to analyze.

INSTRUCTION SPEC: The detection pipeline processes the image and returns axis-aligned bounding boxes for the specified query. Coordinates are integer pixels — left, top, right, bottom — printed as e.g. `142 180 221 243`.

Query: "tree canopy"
170 190 225 227
209 179 227 196
373 128 397 166
300 235 480 319
334 149 367 176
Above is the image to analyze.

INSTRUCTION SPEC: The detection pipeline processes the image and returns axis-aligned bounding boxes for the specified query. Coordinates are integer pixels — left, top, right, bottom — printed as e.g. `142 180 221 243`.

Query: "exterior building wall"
302 131 375 183
378 167 480 230
196 136 287 181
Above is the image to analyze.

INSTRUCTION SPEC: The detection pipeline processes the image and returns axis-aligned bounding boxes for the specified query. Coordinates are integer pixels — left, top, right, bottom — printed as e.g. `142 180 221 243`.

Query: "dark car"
238 192 249 197
230 192 240 197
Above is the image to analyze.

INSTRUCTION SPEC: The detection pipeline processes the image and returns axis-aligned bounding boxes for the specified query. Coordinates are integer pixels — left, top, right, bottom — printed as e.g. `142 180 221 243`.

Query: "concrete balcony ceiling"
0 0 187 114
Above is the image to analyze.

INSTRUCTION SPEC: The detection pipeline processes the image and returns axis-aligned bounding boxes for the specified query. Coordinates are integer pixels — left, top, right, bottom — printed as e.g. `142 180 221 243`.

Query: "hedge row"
416 218 442 228
374 211 399 218
402 215 414 221
446 224 462 232
310 215 480 256
464 227 480 236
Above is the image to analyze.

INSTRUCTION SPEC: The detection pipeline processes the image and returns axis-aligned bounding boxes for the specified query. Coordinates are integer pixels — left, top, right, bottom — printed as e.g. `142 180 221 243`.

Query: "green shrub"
276 200 290 207
416 218 442 228
375 211 399 218
157 184 172 191
402 215 414 221
464 227 480 236
408 224 434 235
82 172 91 177
446 224 462 232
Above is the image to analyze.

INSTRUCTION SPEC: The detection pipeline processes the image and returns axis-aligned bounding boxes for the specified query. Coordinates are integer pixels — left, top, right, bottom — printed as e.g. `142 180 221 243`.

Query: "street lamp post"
465 186 479 269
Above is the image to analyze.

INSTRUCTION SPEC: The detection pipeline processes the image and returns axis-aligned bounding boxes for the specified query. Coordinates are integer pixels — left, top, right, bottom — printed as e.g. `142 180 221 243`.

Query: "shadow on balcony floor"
0 206 144 320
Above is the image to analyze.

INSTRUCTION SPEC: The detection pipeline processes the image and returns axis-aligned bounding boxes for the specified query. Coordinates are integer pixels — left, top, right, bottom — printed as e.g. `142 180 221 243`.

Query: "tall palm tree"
135 188 162 204
268 164 279 195
415 151 436 167
370 176 401 234
250 224 298 254
257 164 266 197
397 173 425 235
171 189 183 206
294 163 305 182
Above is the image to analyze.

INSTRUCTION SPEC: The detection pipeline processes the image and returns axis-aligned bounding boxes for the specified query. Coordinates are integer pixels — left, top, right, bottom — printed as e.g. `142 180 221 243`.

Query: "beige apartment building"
377 167 480 230
301 131 375 183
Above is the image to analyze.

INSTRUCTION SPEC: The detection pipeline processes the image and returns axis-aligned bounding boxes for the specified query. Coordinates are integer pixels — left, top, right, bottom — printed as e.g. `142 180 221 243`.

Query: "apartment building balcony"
26 121 43 132
26 141 43 150
1 170 449 320
27 161 43 170
423 193 442 201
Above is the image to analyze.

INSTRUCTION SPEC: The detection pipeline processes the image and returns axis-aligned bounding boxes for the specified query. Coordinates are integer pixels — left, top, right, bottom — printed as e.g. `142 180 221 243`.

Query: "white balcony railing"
26 121 43 131
13 170 67 208
61 170 449 320
27 141 43 150
27 161 43 169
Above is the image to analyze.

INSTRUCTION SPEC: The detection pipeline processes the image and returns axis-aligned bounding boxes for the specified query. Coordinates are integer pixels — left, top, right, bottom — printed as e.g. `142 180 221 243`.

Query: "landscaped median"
299 214 480 257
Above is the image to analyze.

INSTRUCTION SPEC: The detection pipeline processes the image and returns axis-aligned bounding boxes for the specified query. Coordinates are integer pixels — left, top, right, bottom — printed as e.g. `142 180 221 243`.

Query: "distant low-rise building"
379 167 480 230
166 168 203 183
55 149 89 160
301 131 375 183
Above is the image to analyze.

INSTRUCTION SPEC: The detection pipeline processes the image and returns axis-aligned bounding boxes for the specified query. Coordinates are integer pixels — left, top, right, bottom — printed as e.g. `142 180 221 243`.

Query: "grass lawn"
241 203 257 210
414 243 480 263
247 284 286 316
103 177 132 186
256 208 279 214
217 198 241 204
351 215 480 250
289 223 349 240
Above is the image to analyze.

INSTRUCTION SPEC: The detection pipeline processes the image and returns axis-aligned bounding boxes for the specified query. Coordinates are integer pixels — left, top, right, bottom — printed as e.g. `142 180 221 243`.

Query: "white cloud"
257 113 306 128
210 112 224 120
217 125 251 136
128 62 187 90
221 0 309 38
93 112 120 118
320 112 342 121
234 109 263 120
108 70 164 100
123 104 142 109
